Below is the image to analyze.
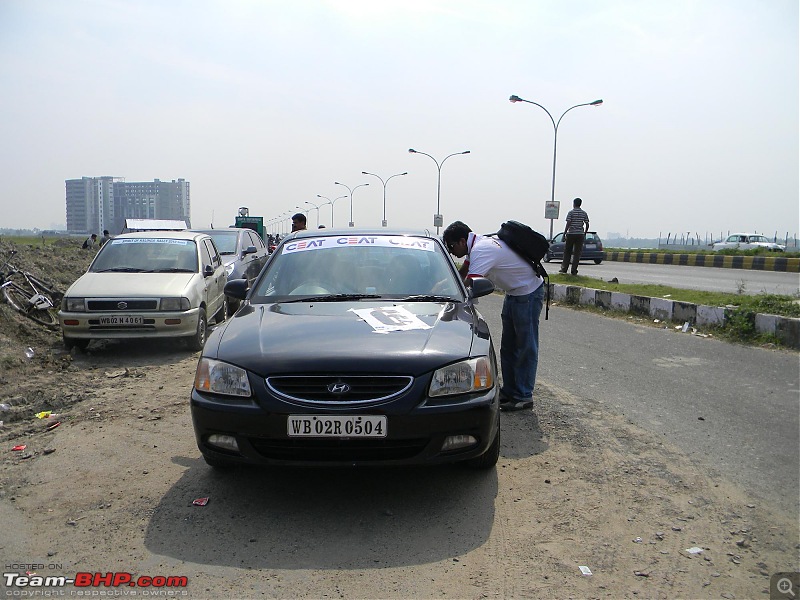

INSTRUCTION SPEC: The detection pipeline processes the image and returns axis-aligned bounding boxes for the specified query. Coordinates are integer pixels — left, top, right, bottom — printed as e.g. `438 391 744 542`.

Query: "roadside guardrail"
606 251 800 273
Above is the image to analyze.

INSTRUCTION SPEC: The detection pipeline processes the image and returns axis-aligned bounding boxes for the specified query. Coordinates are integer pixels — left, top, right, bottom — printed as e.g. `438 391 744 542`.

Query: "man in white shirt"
443 221 545 411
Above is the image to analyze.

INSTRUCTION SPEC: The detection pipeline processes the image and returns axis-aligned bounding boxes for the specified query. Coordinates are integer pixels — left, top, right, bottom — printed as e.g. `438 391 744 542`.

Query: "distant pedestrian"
559 198 589 276
291 213 307 232
99 230 112 246
82 233 98 250
443 220 545 412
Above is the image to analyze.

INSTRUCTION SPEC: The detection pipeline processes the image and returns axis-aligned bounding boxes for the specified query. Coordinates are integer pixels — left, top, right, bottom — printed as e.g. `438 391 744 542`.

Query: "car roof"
113 230 211 242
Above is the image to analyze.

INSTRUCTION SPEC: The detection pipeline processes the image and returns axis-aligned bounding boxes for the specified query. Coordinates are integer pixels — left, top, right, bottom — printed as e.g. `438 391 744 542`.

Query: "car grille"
250 437 428 462
266 375 413 405
87 299 159 311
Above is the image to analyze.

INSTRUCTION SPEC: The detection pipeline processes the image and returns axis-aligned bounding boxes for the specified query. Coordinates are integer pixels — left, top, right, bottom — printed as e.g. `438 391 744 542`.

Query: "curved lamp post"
362 171 407 227
407 148 470 234
333 182 369 227
304 201 322 228
316 194 347 227
509 94 603 239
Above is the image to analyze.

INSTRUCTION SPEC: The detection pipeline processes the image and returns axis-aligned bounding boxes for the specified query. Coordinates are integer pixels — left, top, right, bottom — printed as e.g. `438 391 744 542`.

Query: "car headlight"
160 297 191 311
429 356 494 397
63 297 86 312
194 358 252 397
224 264 234 277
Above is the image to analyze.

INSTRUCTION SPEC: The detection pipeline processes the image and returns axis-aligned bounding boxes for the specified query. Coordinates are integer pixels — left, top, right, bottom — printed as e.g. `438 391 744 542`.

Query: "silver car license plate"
99 315 144 325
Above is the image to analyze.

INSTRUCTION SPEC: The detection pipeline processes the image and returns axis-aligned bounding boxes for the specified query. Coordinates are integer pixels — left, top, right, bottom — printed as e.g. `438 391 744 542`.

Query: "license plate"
287 415 387 438
99 316 143 325
584 244 596 250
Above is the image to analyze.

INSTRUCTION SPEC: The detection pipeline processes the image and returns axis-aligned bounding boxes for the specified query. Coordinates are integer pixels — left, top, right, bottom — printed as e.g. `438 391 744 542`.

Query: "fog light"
165 318 182 325
441 435 478 452
207 434 239 453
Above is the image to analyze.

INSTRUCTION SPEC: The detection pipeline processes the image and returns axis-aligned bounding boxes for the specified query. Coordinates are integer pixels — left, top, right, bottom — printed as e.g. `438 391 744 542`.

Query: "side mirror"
224 279 249 300
243 245 257 256
203 265 214 278
468 277 494 300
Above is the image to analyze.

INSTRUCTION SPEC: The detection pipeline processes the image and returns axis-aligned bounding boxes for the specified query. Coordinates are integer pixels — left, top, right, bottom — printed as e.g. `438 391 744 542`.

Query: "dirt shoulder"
0 240 797 599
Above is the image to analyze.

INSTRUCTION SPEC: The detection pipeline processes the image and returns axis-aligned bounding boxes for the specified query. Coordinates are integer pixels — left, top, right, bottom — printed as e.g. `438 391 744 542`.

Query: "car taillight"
597 241 603 249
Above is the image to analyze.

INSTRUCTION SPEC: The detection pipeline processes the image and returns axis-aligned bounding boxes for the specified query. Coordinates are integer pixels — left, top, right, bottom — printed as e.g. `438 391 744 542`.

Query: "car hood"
65 272 197 297
209 300 486 376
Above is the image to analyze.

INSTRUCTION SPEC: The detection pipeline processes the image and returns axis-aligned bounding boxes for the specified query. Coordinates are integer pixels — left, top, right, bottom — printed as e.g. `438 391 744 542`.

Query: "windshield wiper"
152 268 195 273
398 295 460 302
282 293 382 303
96 267 150 273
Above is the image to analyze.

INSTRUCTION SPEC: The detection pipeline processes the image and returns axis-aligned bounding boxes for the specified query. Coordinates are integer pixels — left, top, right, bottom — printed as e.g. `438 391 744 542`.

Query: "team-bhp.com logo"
3 571 188 595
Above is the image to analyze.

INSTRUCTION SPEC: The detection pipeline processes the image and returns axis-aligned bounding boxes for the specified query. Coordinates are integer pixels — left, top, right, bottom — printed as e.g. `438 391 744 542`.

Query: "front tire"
63 336 90 351
188 309 207 351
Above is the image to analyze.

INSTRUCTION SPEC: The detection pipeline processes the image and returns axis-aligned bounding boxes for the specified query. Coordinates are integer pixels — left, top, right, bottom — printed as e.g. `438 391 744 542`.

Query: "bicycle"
0 250 62 328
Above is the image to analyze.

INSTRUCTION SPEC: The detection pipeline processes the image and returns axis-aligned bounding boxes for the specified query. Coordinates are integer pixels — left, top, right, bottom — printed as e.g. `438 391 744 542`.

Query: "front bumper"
190 386 500 467
59 308 200 339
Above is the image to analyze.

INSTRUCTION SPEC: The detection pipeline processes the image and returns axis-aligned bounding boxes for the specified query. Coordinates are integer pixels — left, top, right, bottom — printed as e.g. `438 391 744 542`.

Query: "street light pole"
316 194 348 227
362 171 407 227
407 149 470 234
509 94 603 239
304 201 322 228
334 182 369 227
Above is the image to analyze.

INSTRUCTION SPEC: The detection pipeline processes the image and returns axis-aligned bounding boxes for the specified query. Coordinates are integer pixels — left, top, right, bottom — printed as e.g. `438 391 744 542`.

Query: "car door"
246 231 268 284
200 238 226 317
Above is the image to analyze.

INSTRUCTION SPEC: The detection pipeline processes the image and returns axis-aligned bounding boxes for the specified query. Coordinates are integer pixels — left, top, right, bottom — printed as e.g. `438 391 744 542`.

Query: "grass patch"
549 273 800 319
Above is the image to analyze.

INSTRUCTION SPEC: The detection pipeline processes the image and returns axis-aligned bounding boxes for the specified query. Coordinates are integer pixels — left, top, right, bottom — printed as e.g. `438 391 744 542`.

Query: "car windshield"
204 232 238 254
251 235 462 301
90 238 198 273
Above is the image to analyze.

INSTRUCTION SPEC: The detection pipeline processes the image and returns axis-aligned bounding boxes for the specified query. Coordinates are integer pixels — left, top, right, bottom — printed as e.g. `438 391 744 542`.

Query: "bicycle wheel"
2 284 59 328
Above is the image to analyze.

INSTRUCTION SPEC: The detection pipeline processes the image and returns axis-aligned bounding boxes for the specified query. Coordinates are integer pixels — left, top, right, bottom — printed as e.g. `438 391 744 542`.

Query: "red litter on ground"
192 497 209 506
46 421 61 431
12 445 26 451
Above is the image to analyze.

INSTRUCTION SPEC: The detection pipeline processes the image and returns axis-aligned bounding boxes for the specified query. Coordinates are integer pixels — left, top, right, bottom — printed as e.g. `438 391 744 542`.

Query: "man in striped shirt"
560 197 590 275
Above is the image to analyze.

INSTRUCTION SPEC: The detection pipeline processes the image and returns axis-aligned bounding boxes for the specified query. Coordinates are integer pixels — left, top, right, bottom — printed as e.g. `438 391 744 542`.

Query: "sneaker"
558 269 567 274
500 400 533 412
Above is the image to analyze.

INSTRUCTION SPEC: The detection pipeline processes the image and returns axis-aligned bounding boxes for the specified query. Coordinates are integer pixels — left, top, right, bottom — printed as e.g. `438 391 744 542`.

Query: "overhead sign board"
544 201 560 220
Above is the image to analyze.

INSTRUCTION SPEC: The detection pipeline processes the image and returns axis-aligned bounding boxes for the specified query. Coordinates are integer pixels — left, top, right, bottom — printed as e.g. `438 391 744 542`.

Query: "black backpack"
493 220 551 320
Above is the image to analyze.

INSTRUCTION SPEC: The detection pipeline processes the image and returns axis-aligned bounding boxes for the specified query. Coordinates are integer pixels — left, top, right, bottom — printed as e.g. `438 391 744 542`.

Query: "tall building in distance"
65 177 191 234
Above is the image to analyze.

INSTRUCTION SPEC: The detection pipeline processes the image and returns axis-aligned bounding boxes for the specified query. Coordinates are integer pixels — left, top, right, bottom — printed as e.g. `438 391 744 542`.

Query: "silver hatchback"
59 231 227 351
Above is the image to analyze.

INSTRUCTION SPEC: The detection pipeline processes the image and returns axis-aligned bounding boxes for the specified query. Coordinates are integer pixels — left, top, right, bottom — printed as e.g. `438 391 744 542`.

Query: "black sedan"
191 229 500 469
191 227 269 315
544 231 605 264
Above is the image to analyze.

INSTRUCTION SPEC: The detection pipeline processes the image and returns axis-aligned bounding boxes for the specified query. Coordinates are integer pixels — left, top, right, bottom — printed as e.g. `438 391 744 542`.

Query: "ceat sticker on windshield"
350 306 431 334
282 236 435 254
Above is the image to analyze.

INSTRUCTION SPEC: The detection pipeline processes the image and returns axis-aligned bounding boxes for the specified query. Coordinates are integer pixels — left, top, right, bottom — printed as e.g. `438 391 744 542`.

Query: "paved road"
477 293 800 518
547 259 800 295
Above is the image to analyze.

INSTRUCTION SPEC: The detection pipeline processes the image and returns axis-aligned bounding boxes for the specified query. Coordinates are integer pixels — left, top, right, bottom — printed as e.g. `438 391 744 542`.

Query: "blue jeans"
500 285 545 402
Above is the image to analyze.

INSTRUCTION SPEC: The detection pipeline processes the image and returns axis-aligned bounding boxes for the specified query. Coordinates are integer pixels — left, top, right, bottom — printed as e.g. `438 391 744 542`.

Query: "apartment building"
65 177 191 234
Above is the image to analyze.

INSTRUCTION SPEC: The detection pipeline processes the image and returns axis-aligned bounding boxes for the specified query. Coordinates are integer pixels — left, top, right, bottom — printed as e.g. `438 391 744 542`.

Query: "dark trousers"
561 233 585 274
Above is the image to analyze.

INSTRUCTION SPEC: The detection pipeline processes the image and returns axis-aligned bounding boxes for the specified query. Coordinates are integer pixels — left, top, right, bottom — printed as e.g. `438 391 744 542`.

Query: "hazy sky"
1 0 797 239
